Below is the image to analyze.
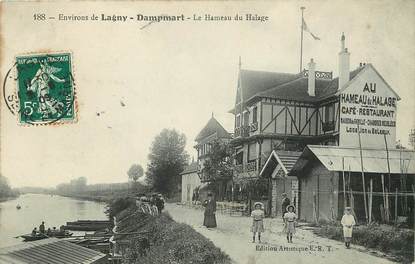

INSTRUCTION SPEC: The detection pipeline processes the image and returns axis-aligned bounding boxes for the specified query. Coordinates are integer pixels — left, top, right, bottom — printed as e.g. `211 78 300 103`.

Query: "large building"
229 33 414 221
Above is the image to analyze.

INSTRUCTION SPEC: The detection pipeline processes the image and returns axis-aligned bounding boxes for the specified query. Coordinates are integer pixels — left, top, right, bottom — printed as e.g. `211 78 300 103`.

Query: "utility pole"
299 7 305 73
357 123 368 224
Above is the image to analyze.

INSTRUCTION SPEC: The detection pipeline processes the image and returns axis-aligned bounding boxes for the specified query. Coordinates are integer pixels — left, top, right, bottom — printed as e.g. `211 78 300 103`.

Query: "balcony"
234 126 250 138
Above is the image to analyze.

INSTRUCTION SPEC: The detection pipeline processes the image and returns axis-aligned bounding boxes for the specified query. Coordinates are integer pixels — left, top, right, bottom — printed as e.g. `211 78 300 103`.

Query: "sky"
1 0 414 187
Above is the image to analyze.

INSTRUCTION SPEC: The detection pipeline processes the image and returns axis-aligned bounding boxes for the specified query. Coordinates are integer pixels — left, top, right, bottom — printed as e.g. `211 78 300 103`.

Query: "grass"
129 213 231 264
108 197 232 264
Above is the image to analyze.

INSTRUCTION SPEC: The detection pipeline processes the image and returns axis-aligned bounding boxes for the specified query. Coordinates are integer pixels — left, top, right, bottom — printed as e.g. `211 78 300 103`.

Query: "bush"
314 224 414 263
106 196 135 220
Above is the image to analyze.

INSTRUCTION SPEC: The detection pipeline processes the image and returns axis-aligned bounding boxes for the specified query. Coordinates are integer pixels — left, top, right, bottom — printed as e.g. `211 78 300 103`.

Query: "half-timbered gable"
194 116 232 183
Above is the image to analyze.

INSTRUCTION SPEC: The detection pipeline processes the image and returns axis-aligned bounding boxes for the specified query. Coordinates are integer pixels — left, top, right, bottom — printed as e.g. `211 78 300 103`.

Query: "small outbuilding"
180 161 201 204
290 145 415 224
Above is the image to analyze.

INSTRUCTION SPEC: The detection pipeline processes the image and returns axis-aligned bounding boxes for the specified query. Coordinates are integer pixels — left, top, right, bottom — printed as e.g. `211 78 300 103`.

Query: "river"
0 193 108 247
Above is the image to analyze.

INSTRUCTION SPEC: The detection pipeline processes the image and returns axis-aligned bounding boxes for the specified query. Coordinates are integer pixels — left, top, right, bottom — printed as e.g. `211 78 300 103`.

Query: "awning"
0 238 106 264
290 145 415 175
259 150 302 177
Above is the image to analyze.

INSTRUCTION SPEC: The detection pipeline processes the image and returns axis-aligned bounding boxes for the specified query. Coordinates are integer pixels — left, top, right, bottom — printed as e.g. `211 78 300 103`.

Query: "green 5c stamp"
15 52 76 125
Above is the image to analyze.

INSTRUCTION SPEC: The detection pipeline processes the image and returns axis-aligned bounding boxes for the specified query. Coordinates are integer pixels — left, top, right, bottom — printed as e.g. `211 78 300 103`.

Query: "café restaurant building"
230 34 415 222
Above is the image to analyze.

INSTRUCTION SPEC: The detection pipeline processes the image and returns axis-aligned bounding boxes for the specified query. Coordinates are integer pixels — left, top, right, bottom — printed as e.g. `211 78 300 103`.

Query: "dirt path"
165 203 395 264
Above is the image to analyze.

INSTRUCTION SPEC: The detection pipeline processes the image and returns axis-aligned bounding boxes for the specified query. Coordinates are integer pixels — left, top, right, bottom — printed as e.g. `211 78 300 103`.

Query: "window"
252 106 258 123
243 111 249 126
323 103 335 132
325 104 335 123
236 114 241 128
247 142 257 162
235 151 243 165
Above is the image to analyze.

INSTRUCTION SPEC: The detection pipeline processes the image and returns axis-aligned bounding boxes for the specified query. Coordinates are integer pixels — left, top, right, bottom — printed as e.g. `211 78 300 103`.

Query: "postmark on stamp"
7 52 77 125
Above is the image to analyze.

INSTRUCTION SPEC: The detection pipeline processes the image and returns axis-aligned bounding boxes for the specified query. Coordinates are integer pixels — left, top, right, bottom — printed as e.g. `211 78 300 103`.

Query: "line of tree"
56 177 88 195
0 175 19 199
145 129 189 196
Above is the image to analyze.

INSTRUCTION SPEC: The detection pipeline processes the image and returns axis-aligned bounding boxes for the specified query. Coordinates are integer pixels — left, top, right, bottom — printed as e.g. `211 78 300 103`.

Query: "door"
186 184 191 202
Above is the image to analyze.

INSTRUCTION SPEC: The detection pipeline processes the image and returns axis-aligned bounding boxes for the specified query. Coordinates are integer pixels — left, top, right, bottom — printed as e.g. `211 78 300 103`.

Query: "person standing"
39 221 45 234
155 194 165 214
203 192 217 228
150 200 159 216
250 202 265 243
281 193 290 219
283 205 297 243
341 207 356 249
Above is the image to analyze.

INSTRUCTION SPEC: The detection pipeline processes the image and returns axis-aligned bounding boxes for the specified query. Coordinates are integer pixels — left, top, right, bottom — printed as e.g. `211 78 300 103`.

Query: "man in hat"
281 193 290 219
341 207 356 248
203 192 217 228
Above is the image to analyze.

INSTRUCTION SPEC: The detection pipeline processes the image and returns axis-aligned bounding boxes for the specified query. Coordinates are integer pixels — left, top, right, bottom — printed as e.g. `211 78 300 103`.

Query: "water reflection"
0 194 107 247
74 200 86 218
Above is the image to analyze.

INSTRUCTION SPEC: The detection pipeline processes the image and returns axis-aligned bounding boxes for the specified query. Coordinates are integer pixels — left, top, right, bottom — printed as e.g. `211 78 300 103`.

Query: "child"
251 202 265 243
341 207 356 248
283 205 297 243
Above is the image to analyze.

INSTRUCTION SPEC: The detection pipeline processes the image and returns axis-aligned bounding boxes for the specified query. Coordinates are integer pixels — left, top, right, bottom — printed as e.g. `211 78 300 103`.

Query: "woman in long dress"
283 205 297 243
250 202 265 243
203 192 217 228
341 207 356 248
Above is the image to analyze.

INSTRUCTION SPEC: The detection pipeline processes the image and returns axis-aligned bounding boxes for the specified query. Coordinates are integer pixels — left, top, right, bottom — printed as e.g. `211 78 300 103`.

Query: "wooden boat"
21 231 73 242
64 220 110 231
21 233 48 241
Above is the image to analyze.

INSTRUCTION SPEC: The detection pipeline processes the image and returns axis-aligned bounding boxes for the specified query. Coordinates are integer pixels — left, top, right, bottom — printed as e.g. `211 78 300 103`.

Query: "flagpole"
300 6 305 73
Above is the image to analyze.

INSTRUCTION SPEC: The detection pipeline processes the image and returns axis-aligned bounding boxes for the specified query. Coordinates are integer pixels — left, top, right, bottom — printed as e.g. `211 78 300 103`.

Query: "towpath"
165 203 395 264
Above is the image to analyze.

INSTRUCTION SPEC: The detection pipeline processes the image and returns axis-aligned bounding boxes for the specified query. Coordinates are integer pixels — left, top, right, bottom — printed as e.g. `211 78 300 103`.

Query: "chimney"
338 33 350 89
308 58 316 96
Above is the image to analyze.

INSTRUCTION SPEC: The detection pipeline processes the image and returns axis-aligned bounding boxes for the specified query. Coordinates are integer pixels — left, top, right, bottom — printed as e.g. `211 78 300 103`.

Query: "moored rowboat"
21 231 73 242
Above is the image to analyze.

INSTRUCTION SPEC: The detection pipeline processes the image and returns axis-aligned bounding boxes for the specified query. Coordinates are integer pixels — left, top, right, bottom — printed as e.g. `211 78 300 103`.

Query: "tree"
146 129 189 195
128 164 144 192
0 175 18 198
202 139 233 181
128 164 144 183
0 175 12 198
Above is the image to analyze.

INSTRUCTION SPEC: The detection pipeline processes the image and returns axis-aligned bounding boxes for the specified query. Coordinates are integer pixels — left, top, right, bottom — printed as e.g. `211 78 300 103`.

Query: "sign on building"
339 66 399 148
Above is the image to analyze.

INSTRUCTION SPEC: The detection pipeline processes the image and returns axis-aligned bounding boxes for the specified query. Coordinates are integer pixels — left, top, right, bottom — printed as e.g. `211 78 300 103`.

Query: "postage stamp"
15 52 76 125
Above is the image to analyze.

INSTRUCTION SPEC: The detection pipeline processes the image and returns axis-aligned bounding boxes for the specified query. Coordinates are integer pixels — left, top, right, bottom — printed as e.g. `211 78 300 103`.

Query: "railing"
234 164 243 173
234 126 250 138
234 160 257 174
322 121 336 132
245 161 257 172
303 70 333 80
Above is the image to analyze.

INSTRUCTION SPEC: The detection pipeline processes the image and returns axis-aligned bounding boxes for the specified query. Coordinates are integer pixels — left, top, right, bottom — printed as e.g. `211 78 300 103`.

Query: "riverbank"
0 195 19 203
56 189 134 203
59 194 111 203
109 198 231 263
